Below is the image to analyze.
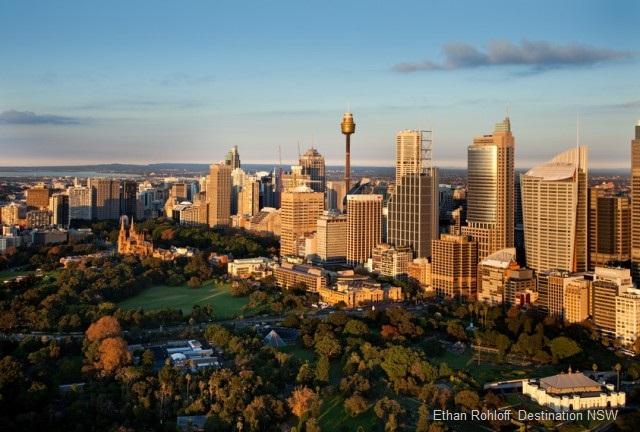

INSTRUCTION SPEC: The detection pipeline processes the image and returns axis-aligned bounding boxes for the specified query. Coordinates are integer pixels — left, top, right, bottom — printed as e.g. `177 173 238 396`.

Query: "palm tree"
614 363 622 391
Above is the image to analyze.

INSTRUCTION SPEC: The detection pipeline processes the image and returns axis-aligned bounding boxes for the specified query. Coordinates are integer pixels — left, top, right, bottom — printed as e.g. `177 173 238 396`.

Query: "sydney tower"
340 112 355 195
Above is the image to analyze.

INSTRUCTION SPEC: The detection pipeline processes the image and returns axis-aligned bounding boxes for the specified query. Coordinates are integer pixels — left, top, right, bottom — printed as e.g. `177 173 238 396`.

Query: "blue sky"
0 0 638 168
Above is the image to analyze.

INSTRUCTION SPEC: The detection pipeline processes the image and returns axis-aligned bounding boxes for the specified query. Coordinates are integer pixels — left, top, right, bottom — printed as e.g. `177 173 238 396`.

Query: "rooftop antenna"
297 141 301 160
311 133 315 149
506 104 510 118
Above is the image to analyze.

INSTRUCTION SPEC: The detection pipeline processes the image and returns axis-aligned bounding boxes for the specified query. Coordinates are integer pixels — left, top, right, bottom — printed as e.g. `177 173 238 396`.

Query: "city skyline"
1 0 639 168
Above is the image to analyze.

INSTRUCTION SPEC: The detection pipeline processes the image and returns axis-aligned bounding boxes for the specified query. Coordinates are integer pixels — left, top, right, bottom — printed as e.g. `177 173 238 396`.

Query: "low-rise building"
522 370 625 412
318 279 402 308
227 257 275 279
274 262 328 292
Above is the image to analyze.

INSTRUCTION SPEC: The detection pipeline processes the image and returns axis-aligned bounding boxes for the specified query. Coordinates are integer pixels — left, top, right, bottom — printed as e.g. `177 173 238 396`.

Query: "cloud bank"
392 40 632 73
0 110 88 125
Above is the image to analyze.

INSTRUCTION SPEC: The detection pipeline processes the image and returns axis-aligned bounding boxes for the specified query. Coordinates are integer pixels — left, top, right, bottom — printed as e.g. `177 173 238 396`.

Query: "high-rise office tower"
89 178 121 220
387 130 439 258
631 121 640 285
68 186 93 223
225 145 241 170
461 118 514 260
326 181 346 213
231 168 246 215
282 165 312 192
299 147 326 193
26 184 51 209
341 112 355 195
431 234 478 299
120 180 138 218
521 147 588 273
315 211 347 264
280 186 324 257
588 184 630 269
49 193 69 227
207 163 232 227
346 194 382 266
170 183 189 202
238 177 260 217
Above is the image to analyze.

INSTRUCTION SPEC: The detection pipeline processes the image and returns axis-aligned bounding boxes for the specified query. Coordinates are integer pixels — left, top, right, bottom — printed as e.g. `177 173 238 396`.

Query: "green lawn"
279 345 315 362
0 269 33 282
117 279 249 319
318 395 380 432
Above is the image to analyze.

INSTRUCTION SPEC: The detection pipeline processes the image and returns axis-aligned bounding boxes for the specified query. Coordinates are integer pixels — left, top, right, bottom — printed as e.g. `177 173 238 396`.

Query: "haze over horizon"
1 0 639 169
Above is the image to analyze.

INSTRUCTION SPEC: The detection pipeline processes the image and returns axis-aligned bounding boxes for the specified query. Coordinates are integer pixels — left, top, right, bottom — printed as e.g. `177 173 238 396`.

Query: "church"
117 216 154 257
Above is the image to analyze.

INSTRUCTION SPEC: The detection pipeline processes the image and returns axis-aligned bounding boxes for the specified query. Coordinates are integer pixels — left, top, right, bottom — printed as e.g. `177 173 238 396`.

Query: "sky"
0 0 639 168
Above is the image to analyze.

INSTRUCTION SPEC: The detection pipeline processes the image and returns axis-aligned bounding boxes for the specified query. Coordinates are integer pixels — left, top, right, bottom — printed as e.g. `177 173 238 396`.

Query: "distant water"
0 171 141 178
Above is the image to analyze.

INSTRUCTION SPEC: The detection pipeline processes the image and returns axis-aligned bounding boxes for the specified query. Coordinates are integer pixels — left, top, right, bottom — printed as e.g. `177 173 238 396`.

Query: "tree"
416 404 430 432
344 393 368 417
314 334 341 359
344 319 369 337
315 355 330 383
296 361 315 384
548 336 581 362
454 389 480 411
288 386 319 420
615 363 622 390
96 337 132 375
85 315 122 342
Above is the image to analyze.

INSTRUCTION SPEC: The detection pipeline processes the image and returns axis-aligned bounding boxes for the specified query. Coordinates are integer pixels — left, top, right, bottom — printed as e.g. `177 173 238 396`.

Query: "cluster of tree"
0 253 222 332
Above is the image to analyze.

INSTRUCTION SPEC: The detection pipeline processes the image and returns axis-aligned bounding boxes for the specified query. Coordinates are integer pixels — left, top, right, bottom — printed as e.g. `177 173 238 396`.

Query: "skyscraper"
431 234 478 299
26 184 51 209
346 194 382 266
238 177 260 217
89 178 121 220
68 186 93 223
326 181 346 213
315 211 347 265
631 121 640 284
387 130 439 258
280 186 324 257
207 163 232 227
49 193 69 227
520 147 588 273
588 184 630 269
120 180 138 218
225 145 241 170
299 147 326 193
461 118 514 260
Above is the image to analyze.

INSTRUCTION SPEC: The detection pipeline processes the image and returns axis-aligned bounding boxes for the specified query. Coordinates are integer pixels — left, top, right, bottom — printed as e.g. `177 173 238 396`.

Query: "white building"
227 257 275 279
523 370 625 412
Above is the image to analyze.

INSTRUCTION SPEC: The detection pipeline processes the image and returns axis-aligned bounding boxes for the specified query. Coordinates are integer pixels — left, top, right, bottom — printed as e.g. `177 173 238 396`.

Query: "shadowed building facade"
387 130 439 258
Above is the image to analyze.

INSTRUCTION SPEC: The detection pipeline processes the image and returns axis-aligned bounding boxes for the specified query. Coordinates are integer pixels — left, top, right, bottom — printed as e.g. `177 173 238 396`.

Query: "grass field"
117 279 249 319
318 395 379 432
0 269 33 282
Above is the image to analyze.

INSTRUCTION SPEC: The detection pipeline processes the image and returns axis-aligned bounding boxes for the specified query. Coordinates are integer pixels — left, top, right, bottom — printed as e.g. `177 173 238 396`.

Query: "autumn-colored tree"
96 337 132 375
287 386 319 419
85 316 122 342
380 324 400 339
